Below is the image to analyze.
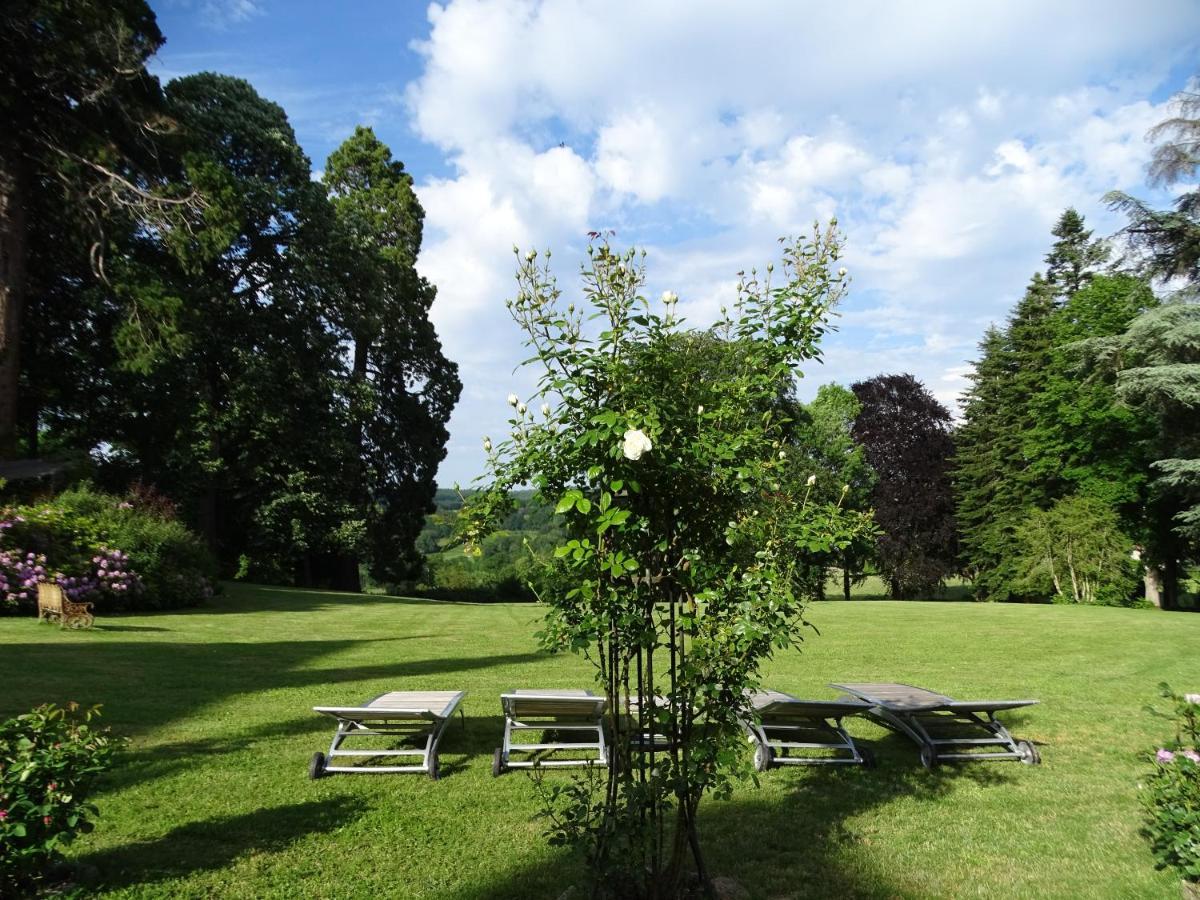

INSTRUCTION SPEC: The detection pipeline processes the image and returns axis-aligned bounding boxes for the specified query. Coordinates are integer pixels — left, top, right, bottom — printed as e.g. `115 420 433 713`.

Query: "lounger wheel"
753 743 774 772
858 746 876 769
308 752 326 780
1016 739 1041 765
919 745 938 770
492 748 506 777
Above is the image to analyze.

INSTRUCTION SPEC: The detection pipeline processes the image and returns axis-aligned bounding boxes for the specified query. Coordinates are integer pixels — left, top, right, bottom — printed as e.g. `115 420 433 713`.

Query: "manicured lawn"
2 585 1197 898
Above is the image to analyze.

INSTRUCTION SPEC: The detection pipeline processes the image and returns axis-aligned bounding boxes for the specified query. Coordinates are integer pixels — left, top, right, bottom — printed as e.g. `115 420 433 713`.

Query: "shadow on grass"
192 582 474 615
0 638 548 739
78 797 360 890
94 624 171 632
462 730 1017 900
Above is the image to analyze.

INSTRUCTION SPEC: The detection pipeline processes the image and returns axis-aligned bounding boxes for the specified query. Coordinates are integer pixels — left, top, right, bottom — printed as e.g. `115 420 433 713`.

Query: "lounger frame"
831 682 1039 768
742 693 874 769
495 690 608 775
312 690 466 779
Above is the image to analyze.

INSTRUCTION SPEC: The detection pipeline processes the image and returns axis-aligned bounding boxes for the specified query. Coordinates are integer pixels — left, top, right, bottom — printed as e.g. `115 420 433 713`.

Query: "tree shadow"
463 729 1019 899
0 640 547 729
76 797 360 889
94 624 171 632
187 582 469 615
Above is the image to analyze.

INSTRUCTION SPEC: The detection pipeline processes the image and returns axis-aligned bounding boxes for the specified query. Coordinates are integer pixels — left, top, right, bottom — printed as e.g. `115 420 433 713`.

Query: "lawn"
2 584 1197 899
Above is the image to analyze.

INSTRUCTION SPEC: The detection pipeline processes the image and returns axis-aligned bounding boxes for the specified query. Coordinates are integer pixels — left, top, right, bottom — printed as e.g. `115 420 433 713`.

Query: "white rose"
778 450 786 460
622 428 653 461
483 437 492 453
696 405 704 414
661 290 678 305
517 402 527 414
806 474 817 486
507 393 519 407
525 250 536 262
541 403 551 416
838 267 847 277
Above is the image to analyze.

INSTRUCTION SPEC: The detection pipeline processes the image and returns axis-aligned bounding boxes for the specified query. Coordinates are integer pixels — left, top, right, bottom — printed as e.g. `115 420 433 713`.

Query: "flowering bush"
1142 684 1200 885
0 484 216 614
0 703 122 894
460 227 872 897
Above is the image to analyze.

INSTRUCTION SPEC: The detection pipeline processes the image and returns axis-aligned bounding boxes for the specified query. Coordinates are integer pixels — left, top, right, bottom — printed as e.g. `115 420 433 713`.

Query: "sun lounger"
743 691 875 770
310 690 466 780
830 682 1039 769
493 690 608 776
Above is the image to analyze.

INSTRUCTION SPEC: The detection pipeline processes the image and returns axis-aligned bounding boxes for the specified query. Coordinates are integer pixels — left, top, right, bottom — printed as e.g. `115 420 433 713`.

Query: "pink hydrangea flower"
0 809 7 820
1156 748 1176 763
1183 749 1200 763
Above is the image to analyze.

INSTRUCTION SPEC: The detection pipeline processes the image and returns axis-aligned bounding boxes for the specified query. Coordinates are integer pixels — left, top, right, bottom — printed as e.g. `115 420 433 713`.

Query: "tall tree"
1077 303 1200 608
1105 82 1200 283
1045 207 1110 296
851 374 958 599
322 127 461 586
792 383 876 599
0 1 193 454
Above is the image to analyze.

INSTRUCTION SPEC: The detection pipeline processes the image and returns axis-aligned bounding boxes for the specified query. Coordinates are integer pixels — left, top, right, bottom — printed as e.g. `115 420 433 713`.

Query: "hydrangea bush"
0 484 216 614
1143 684 1200 886
459 226 871 897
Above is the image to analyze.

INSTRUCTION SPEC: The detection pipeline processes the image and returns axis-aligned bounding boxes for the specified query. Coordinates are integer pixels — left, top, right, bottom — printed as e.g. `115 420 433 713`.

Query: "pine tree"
1044 208 1110 297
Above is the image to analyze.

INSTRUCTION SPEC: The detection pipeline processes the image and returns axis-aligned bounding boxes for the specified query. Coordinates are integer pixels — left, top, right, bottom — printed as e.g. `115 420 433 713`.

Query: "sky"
151 0 1200 487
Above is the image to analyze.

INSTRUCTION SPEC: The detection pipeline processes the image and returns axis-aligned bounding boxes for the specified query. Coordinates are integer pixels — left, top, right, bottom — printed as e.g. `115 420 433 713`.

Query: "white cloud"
402 0 1200 483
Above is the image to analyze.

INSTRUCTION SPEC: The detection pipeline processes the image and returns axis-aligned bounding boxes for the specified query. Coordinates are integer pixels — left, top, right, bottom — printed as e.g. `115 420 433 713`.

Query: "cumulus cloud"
404 0 1200 482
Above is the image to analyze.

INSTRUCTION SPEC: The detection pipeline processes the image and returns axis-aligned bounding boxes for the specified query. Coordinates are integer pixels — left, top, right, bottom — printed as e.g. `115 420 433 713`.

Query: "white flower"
541 403 551 417
661 290 678 305
622 428 653 461
1186 694 1200 706
806 474 817 487
507 393 519 407
525 250 536 262
838 267 847 277
517 402 527 414
482 437 492 453
778 450 786 460
696 405 704 414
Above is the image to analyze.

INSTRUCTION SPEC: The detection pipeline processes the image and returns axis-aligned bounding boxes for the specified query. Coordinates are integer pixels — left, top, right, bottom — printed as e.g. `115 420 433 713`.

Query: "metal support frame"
322 708 464 776
744 714 869 767
867 706 1026 765
497 707 607 773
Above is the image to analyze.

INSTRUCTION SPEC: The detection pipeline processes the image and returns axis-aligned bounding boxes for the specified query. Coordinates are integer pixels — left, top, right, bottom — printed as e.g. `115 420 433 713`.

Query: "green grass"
2 585 1198 898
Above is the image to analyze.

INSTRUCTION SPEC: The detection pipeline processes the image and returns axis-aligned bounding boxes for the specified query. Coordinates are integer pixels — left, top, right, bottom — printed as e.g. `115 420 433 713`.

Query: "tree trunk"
0 148 27 458
1144 565 1163 609
842 556 851 602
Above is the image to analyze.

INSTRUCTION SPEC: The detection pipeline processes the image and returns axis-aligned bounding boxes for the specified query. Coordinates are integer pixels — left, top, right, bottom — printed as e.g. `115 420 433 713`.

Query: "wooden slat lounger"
743 690 875 770
493 690 608 776
310 690 466 780
830 682 1040 769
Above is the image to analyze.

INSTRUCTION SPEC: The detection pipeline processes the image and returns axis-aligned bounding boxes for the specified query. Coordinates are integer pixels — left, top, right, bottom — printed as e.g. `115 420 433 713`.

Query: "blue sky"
152 0 1200 486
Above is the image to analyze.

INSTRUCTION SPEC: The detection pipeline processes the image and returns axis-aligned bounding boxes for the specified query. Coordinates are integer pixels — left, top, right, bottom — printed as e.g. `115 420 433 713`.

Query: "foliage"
1013 495 1139 605
1142 685 1200 884
851 373 957 599
955 213 1151 602
792 383 877 599
1078 302 1200 606
0 703 122 894
323 127 461 586
1106 84 1200 284
19 75 458 593
0 0 200 453
0 484 215 613
459 228 862 897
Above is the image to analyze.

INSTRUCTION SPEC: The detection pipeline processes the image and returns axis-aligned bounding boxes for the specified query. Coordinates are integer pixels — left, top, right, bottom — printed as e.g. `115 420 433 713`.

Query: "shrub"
0 703 122 894
1 484 216 614
1142 684 1200 885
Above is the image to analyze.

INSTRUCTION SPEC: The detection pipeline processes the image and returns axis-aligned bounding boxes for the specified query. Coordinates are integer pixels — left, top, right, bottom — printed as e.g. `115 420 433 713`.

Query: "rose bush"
459 226 873 897
1142 684 1200 887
